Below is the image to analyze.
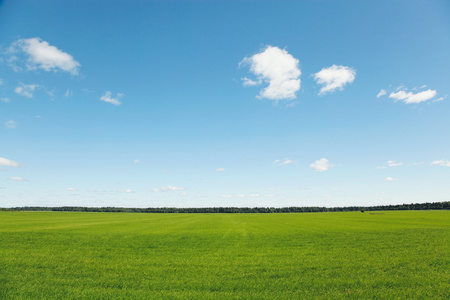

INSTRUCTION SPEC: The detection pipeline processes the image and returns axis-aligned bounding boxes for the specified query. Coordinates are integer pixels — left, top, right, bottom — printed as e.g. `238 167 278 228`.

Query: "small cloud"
432 96 445 103
100 91 123 106
389 86 438 104
376 166 387 169
388 161 403 167
0 78 3 85
249 194 261 197
241 45 301 100
8 37 80 75
310 158 332 172
274 159 294 165
64 89 73 97
313 65 356 95
121 189 133 193
134 159 141 163
160 185 185 191
377 89 387 98
0 157 21 167
66 187 77 191
5 120 17 129
9 177 27 181
1 98 11 103
216 168 225 172
384 177 396 181
15 83 39 98
241 77 261 86
430 160 450 167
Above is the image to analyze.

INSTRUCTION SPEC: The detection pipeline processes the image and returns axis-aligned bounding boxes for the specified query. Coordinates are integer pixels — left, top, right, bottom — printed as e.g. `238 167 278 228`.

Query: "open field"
0 211 448 299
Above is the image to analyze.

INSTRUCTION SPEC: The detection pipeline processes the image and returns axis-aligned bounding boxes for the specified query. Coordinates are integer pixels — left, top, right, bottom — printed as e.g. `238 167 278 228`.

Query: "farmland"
0 211 448 299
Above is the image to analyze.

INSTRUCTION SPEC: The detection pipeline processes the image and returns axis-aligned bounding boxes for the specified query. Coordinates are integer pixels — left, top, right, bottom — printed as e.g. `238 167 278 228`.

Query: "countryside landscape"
1 0 450 299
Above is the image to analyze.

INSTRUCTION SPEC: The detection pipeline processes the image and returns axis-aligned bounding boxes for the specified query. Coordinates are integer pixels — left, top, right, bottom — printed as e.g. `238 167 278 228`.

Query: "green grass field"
0 211 448 299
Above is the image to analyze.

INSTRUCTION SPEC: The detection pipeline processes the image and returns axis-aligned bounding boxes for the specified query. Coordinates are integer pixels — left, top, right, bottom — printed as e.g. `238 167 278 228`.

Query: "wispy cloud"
8 37 80 75
430 160 450 167
241 45 301 100
313 65 356 95
9 177 27 181
0 157 21 167
153 185 185 192
216 168 225 172
274 159 294 165
66 187 77 191
100 91 123 106
5 120 17 129
310 158 332 172
384 177 396 181
0 98 11 103
15 83 39 98
377 89 387 98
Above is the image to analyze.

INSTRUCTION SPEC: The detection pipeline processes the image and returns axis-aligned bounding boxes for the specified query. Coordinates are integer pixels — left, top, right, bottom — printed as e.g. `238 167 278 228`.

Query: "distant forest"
1 202 449 213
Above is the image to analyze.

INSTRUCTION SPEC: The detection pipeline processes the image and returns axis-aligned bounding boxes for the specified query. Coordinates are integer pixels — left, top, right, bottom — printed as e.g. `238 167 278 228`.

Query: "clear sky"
1 0 449 208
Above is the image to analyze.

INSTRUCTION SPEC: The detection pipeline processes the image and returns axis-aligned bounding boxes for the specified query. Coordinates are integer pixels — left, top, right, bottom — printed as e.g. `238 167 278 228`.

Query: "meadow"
0 211 448 299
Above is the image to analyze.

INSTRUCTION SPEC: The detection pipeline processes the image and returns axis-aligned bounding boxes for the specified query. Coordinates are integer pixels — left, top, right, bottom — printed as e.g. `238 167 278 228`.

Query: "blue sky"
1 0 449 208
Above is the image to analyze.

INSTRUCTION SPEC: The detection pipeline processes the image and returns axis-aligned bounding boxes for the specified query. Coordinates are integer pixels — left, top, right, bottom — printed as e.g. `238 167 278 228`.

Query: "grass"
0 210 448 299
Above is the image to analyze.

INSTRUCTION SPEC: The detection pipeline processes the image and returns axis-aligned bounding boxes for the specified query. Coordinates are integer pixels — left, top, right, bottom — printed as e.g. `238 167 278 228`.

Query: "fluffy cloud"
15 83 39 98
0 157 21 167
389 87 438 104
431 160 450 167
5 120 17 129
9 38 80 75
310 158 332 172
313 65 356 95
241 46 301 100
100 91 123 106
9 177 27 181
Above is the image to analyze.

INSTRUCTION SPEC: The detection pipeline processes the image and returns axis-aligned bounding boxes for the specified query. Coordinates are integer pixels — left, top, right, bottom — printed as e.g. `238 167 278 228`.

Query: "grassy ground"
0 211 448 299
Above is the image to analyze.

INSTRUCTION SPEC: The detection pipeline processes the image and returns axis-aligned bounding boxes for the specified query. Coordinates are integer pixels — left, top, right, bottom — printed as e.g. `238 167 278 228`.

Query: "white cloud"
64 89 73 97
388 161 403 167
9 177 27 181
431 160 450 167
241 77 261 86
160 185 185 192
66 187 77 191
15 83 39 98
0 157 21 167
9 38 80 75
313 65 356 95
1 98 11 103
384 177 396 181
310 158 332 172
216 168 225 172
100 91 123 106
121 189 133 193
241 46 301 100
249 194 261 197
134 159 140 163
5 120 17 129
377 89 387 98
274 159 295 165
433 96 445 103
389 87 438 104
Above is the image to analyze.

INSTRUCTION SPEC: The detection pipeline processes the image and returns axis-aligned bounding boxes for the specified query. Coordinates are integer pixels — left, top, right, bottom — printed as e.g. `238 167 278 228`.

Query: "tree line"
1 201 449 213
